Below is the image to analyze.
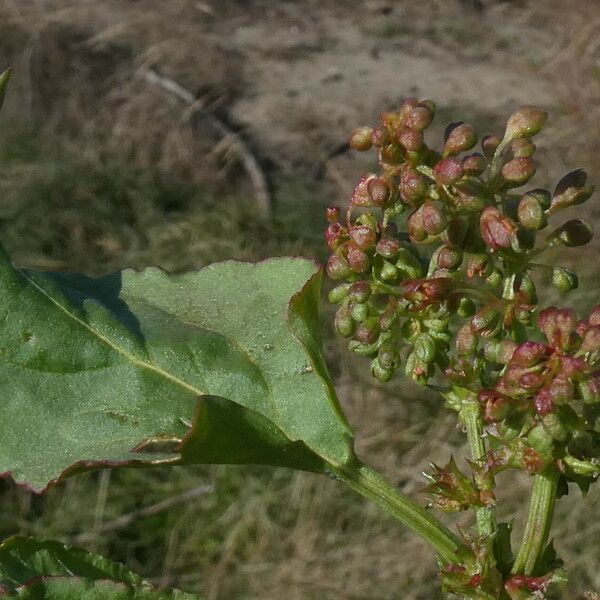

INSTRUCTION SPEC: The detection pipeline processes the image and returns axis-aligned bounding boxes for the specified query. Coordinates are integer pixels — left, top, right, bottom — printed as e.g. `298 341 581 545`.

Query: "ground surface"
0 1 600 598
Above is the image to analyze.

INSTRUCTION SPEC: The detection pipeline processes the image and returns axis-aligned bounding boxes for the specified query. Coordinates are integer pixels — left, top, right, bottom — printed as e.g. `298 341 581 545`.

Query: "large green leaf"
0 247 355 491
0 536 199 598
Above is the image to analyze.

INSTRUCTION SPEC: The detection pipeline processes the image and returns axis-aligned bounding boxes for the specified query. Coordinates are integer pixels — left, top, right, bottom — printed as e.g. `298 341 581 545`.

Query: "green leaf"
0 246 355 491
0 536 199 598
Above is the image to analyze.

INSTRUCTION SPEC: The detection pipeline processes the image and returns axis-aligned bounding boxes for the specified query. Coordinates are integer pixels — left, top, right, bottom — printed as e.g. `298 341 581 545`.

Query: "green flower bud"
378 342 399 369
501 157 536 187
443 122 478 156
521 188 551 210
328 282 352 304
350 302 369 323
405 351 430 383
508 137 536 158
527 424 554 458
371 357 394 383
517 195 547 230
326 254 352 280
355 318 380 345
415 334 436 363
542 413 568 442
486 268 503 288
552 267 578 293
457 296 476 317
395 248 423 278
550 169 594 213
505 106 548 141
349 126 373 151
380 260 399 282
335 307 355 337
484 339 517 364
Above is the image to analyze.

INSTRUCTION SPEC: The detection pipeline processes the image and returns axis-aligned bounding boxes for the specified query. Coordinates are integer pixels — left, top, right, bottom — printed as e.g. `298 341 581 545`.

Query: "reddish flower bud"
399 166 427 205
508 137 536 158
519 371 545 391
505 106 548 140
480 206 516 250
436 245 463 270
346 242 371 273
355 320 380 345
408 201 446 242
375 237 400 259
472 305 501 337
370 126 389 147
550 169 594 212
349 225 377 250
538 307 577 350
462 153 487 176
482 133 502 159
517 195 547 230
456 323 477 355
334 307 355 337
589 305 600 326
511 342 550 367
325 206 340 223
325 222 346 251
348 281 371 303
349 126 374 151
351 175 390 208
397 127 424 151
398 98 419 122
444 123 478 156
403 277 453 307
479 389 513 422
406 105 434 130
433 157 463 185
534 388 555 415
326 254 352 280
501 157 536 187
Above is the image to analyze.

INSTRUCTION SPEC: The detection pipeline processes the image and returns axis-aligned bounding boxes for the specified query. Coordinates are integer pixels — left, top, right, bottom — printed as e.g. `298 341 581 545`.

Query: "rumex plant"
326 97 598 597
0 65 597 599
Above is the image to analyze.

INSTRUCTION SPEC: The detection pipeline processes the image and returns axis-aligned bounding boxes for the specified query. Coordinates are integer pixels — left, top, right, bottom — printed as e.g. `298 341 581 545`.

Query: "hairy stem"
512 469 559 575
460 402 495 537
333 462 460 564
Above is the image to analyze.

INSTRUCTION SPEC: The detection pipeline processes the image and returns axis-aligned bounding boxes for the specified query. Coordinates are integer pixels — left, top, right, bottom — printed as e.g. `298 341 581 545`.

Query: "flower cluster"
326 99 596 597
326 99 593 388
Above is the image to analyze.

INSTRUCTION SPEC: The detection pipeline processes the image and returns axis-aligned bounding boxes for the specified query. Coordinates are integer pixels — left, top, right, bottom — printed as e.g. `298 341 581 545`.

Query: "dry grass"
0 1 600 598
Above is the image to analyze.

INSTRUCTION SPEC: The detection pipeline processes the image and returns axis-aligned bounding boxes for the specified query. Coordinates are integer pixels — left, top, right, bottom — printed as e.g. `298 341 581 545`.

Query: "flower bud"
415 334 436 363
486 268 503 288
325 207 340 223
552 267 578 293
542 413 568 442
501 157 536 187
550 169 594 212
480 207 515 250
457 296 476 317
355 319 380 345
348 281 371 303
408 202 446 241
399 165 428 205
379 259 399 282
371 357 394 383
479 389 513 422
370 126 389 147
517 195 547 230
554 219 593 247
349 225 377 250
511 342 550 367
335 307 355 337
482 133 502 159
436 245 463 270
407 105 434 130
350 302 369 323
326 254 352 280
325 222 346 251
484 339 517 364
538 307 577 351
444 122 477 156
505 106 548 141
395 248 423 278
508 138 536 158
349 126 373 151
376 237 400 259
433 157 463 185
472 305 501 336
347 242 371 273
456 323 477 355
351 175 390 207
580 326 600 353
462 153 486 176
522 188 551 209
328 282 351 304
397 127 424 151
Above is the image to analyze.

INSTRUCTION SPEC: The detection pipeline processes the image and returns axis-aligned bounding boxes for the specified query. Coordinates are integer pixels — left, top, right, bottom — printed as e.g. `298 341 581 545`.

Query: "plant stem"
511 468 559 575
460 401 495 538
333 462 460 564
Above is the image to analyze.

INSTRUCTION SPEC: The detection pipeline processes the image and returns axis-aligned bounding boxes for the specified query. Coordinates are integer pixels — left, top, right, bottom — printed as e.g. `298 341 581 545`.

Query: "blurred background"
0 0 599 598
